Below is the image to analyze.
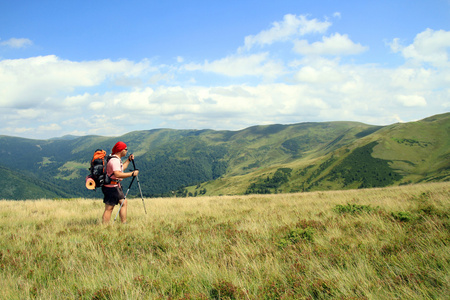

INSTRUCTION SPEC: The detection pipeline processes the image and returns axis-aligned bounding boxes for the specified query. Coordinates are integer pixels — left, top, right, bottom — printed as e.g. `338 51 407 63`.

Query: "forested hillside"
0 113 448 199
193 113 449 196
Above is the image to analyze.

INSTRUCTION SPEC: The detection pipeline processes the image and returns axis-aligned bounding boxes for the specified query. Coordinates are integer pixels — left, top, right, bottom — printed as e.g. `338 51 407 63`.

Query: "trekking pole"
113 175 136 222
132 159 147 214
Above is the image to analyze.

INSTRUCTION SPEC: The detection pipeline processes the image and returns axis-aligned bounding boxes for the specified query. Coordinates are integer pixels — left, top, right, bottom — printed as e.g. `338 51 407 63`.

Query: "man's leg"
102 204 115 224
118 198 127 223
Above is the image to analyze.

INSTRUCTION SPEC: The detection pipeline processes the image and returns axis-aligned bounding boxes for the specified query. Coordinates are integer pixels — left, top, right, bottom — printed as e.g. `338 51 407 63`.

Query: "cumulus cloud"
240 14 331 52
396 94 427 107
183 53 284 79
390 29 450 67
293 57 343 83
0 37 33 48
0 55 152 109
294 33 368 56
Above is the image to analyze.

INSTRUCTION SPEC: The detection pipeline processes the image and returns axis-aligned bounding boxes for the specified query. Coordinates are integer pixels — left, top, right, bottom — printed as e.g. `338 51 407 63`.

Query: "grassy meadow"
0 182 449 299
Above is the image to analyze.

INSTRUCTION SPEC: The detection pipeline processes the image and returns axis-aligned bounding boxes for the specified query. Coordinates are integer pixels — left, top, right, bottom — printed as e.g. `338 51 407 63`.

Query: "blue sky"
1 0 449 139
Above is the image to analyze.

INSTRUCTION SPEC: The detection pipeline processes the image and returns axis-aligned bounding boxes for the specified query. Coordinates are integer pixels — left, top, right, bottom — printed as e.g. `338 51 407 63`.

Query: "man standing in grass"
102 141 139 224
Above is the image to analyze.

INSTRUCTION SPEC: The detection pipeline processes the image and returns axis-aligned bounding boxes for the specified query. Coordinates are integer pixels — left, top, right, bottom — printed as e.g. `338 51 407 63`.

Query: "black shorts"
102 185 125 206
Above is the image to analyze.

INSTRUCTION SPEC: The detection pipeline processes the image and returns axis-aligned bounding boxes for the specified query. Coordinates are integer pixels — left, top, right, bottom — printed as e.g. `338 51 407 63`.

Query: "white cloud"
0 38 33 48
396 94 427 107
294 57 345 83
88 101 107 110
390 67 433 90
1 50 446 139
294 33 368 56
240 14 331 52
0 55 152 109
1 53 445 139
37 123 62 132
183 53 284 79
389 38 403 53
390 29 450 67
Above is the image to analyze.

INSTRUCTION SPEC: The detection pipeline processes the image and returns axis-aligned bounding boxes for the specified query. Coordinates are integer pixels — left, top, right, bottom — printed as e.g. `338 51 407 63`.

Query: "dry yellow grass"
0 182 449 299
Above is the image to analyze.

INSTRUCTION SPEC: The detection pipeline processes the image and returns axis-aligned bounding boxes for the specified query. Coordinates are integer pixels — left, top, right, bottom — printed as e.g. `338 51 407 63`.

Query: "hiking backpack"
87 149 112 189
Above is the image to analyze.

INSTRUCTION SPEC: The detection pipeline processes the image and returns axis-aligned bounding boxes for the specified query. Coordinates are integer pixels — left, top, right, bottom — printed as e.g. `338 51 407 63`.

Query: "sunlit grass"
0 182 449 299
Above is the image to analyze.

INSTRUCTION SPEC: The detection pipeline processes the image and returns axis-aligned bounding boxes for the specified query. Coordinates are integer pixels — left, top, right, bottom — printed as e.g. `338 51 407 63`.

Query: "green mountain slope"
0 113 448 199
220 121 380 176
371 114 450 183
0 166 71 200
191 113 450 195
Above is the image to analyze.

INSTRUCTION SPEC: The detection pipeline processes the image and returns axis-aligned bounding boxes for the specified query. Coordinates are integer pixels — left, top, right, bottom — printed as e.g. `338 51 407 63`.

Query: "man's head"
112 141 127 155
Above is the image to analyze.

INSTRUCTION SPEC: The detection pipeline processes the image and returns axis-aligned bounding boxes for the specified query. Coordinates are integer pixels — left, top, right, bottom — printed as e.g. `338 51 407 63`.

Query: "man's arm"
113 169 139 179
123 154 134 170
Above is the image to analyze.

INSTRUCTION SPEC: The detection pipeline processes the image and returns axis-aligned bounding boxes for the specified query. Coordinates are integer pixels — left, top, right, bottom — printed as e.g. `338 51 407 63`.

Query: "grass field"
0 182 449 299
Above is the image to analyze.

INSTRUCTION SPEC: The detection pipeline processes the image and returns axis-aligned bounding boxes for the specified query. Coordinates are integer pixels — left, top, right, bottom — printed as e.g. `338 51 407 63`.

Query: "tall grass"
1 182 449 299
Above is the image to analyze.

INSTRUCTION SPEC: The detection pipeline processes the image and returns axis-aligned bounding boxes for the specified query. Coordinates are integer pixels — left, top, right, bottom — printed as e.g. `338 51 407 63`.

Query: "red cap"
112 141 127 154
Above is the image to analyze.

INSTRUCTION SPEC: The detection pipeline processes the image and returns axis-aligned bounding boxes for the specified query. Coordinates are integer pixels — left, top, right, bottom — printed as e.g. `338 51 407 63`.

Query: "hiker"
102 141 139 224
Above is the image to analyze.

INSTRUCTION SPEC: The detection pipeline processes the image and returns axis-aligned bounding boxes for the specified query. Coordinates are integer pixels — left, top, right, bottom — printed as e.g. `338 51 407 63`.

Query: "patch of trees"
306 157 337 185
393 138 430 147
245 168 292 194
131 145 228 197
328 141 402 188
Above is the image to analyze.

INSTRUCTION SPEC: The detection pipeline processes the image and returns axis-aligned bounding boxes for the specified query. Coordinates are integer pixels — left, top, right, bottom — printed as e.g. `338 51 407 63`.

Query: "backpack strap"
105 155 121 178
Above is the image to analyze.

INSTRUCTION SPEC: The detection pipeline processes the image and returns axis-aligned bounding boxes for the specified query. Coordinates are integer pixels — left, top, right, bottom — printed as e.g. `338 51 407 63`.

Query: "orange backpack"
87 149 112 189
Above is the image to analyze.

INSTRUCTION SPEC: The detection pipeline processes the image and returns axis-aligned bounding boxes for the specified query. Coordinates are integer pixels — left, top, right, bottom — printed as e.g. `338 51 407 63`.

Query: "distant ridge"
0 112 448 199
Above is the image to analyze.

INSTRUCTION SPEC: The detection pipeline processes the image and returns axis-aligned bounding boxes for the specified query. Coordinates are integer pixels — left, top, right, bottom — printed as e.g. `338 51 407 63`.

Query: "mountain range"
0 112 448 200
